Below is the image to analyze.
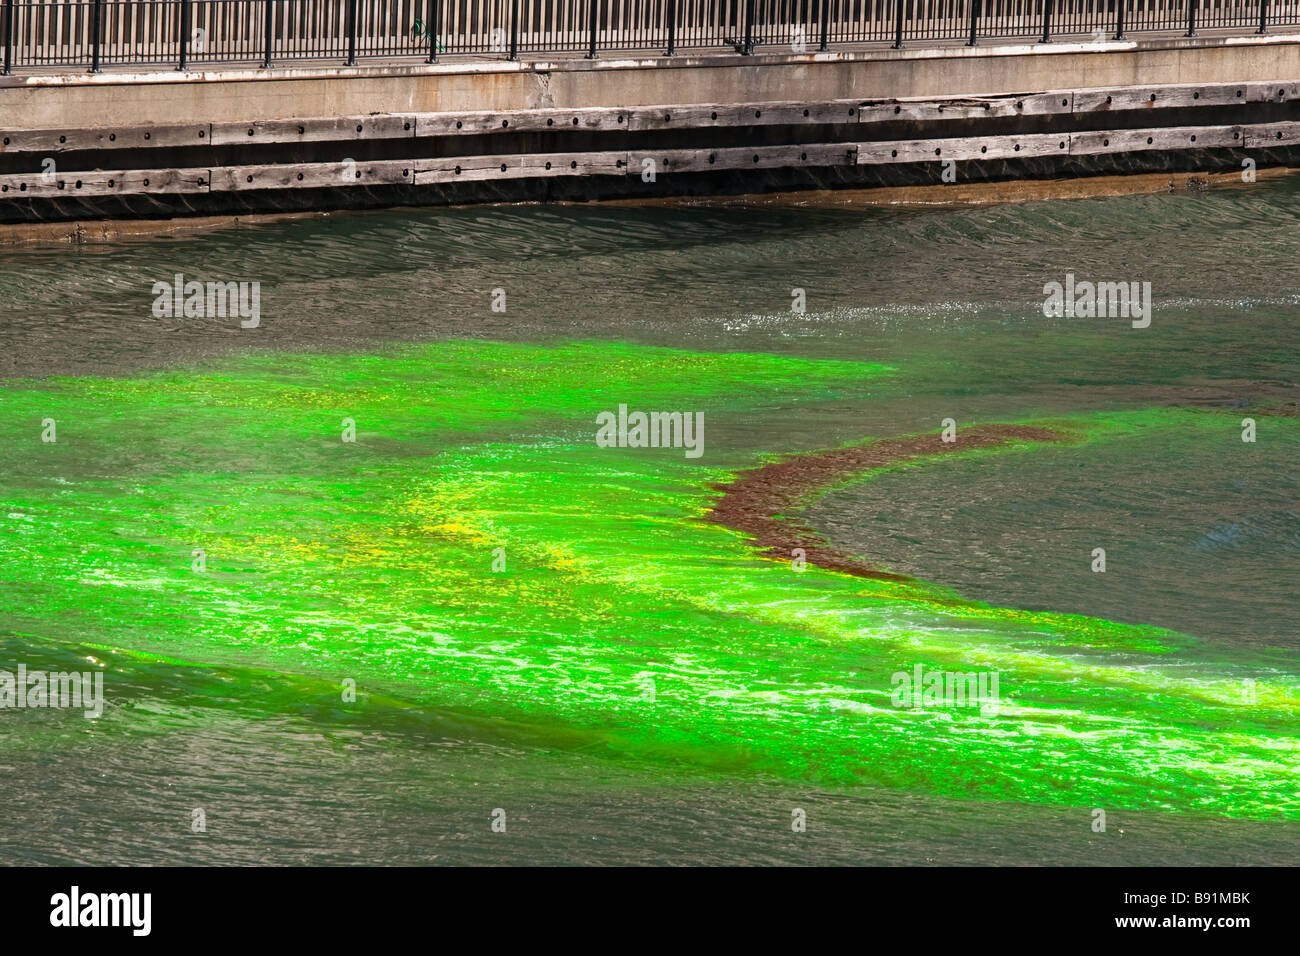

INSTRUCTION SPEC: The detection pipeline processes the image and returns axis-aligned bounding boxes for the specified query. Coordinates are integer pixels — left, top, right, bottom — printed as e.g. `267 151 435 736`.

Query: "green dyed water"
1 182 1297 864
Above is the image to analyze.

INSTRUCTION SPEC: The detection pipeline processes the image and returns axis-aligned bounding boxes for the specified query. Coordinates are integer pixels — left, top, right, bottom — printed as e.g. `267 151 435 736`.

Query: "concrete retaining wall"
3 33 1299 222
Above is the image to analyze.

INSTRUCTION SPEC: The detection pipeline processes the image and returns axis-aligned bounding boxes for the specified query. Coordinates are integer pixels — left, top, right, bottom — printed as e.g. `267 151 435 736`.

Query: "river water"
0 179 1296 865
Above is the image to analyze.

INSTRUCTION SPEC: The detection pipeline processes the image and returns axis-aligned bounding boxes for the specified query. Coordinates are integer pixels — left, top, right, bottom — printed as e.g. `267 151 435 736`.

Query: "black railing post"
263 0 273 67
893 0 905 49
2 0 12 75
426 0 438 62
1041 0 1052 42
346 0 357 65
1114 0 1125 40
179 0 191 70
743 0 754 54
586 0 597 58
666 0 676 55
819 0 829 51
509 0 518 59
1186 0 1197 35
1258 0 1268 33
967 0 979 46
91 0 102 71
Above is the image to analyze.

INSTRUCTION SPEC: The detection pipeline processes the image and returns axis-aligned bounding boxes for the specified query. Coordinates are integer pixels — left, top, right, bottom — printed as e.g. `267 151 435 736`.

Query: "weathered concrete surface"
6 32 1300 129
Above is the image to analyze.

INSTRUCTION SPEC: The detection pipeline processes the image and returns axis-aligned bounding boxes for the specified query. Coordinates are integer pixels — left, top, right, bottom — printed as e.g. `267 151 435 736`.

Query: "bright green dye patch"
1 341 1295 819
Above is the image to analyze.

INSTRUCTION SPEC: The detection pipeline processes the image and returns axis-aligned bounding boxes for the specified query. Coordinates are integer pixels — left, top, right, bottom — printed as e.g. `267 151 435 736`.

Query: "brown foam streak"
706 424 1067 580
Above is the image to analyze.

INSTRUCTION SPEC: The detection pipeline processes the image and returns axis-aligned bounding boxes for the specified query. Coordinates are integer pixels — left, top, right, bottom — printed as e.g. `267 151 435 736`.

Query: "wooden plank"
0 98 1071 152
0 124 211 154
1 122 1259 204
1075 85 1248 112
1242 82 1300 104
412 151 628 184
0 167 209 197
1070 125 1244 155
209 160 415 192
209 115 416 146
627 105 743 130
859 92 1071 123
1241 122 1300 148
739 102 866 126
414 108 627 136
628 144 857 174
628 101 865 130
634 96 1071 129
6 80 1293 161
857 133 1068 165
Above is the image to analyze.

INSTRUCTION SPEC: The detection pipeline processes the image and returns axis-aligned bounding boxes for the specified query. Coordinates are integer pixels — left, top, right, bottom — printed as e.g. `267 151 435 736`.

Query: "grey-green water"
0 180 1297 865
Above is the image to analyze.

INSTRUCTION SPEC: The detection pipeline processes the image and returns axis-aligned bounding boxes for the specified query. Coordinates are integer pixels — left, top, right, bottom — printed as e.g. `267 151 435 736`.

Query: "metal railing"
2 0 1297 74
